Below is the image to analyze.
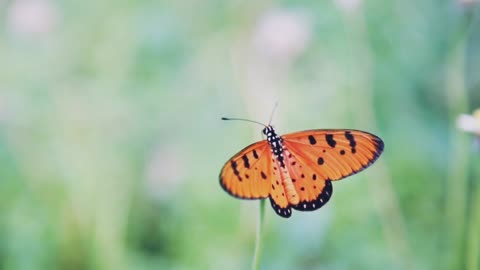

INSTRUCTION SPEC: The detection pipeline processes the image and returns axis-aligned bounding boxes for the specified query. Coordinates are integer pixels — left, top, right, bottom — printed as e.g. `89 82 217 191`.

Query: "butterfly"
219 118 384 218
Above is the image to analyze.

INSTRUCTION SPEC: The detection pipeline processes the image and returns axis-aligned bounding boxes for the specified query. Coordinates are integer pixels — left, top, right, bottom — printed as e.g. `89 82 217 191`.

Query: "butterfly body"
262 126 299 206
220 125 384 218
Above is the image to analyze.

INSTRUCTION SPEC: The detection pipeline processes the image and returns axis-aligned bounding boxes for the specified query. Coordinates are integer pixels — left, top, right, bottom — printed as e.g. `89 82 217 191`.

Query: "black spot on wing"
253 149 259 159
345 131 357 153
345 131 356 147
308 135 317 145
293 181 333 211
261 171 267 180
325 134 336 148
317 157 324 165
242 155 250 168
344 131 354 144
231 160 240 175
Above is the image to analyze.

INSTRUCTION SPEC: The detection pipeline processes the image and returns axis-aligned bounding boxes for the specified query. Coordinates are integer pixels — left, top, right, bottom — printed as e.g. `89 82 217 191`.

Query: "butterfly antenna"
221 117 267 127
268 101 279 125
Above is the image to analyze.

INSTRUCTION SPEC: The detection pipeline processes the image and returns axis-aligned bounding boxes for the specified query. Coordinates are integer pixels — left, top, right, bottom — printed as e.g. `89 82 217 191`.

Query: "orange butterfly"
219 118 384 218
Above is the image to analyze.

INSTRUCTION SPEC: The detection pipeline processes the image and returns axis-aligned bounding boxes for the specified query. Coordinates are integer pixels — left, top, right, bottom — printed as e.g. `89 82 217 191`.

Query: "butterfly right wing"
220 141 272 199
282 129 383 211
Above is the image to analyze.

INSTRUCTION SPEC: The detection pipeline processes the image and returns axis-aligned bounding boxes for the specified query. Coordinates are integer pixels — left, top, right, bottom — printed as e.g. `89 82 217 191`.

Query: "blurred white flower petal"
252 10 312 63
6 0 58 37
457 109 480 135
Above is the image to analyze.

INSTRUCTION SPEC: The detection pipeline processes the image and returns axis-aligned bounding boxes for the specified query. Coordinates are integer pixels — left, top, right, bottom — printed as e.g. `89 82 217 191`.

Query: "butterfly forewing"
220 141 272 199
283 129 384 182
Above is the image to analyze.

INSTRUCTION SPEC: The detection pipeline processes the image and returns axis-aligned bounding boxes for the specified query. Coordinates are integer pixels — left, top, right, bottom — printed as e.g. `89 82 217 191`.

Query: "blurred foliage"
0 0 480 269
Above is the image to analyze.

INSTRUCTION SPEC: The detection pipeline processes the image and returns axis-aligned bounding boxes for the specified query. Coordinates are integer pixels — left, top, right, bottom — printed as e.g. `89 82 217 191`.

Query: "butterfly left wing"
219 141 272 199
282 129 384 211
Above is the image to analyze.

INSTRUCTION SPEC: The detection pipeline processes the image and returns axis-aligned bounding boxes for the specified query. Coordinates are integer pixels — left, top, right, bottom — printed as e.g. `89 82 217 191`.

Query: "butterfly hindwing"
219 141 272 199
268 157 292 217
292 180 332 211
269 197 292 217
283 149 333 211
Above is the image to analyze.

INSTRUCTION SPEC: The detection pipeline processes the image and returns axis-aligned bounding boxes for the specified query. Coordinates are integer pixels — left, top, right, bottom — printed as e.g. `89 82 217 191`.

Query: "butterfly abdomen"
279 161 300 205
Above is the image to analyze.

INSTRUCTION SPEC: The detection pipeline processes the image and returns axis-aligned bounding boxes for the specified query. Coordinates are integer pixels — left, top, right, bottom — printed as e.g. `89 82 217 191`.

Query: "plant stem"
466 152 480 270
252 199 265 270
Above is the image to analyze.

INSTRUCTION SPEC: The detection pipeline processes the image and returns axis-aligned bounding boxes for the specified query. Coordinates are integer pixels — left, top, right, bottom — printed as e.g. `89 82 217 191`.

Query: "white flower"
252 9 312 62
6 0 58 37
457 109 480 135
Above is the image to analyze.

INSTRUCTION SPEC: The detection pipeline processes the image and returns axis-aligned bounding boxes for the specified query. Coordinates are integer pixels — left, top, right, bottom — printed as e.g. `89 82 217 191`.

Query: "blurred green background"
1 0 480 269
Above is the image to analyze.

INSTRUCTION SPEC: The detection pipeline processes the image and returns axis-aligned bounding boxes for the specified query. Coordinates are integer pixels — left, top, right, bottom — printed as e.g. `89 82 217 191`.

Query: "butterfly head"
262 125 281 144
263 125 285 166
262 125 275 137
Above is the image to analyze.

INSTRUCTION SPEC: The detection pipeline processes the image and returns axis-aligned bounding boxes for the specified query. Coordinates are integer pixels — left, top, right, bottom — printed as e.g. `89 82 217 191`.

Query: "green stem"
252 199 265 270
467 152 480 270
